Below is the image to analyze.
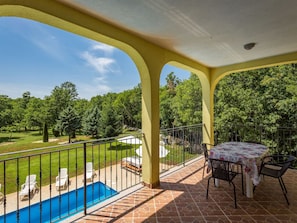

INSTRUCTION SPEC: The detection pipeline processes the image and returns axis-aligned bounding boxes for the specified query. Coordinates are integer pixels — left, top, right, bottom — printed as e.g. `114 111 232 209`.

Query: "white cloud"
82 52 116 74
81 42 119 75
80 42 120 97
92 43 115 55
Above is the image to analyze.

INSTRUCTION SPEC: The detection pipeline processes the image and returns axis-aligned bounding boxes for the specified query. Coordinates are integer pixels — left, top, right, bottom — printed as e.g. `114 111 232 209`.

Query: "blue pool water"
0 182 117 223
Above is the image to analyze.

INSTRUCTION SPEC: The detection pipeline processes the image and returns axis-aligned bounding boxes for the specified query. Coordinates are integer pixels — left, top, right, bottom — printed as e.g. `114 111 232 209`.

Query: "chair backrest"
59 168 68 177
209 158 235 182
201 143 209 159
86 162 93 172
229 130 241 142
26 174 36 185
261 155 296 176
278 155 296 176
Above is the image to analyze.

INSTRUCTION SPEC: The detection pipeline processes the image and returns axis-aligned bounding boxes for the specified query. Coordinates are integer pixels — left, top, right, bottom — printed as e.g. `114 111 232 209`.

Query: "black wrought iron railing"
0 124 204 223
0 134 143 223
214 123 297 167
159 124 203 171
2 123 297 222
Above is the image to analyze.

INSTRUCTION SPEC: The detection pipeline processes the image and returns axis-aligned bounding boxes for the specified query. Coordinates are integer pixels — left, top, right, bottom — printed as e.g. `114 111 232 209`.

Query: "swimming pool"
0 182 117 223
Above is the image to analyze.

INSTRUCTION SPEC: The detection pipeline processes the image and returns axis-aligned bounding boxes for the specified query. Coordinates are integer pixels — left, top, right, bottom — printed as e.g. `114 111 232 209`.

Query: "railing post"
49 153 52 221
83 143 87 215
39 155 42 223
182 127 185 166
16 158 20 223
28 157 31 222
3 161 6 223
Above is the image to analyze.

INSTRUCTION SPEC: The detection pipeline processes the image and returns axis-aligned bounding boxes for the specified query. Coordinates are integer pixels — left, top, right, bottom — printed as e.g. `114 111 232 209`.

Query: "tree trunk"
43 123 49 142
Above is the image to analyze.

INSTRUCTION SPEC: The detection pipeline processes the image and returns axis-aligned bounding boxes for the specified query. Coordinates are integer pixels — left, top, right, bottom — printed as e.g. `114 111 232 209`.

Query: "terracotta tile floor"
75 158 297 223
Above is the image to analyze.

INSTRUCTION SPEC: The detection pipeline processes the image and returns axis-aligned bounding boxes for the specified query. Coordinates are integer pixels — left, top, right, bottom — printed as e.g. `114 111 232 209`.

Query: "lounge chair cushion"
56 168 68 190
121 156 142 172
19 174 38 200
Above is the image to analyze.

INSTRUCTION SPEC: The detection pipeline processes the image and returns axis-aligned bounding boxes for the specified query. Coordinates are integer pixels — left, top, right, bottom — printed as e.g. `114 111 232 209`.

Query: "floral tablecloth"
209 142 269 185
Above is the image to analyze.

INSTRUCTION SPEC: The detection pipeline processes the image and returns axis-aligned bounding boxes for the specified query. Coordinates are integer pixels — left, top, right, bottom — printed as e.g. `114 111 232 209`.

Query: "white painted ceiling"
61 0 297 68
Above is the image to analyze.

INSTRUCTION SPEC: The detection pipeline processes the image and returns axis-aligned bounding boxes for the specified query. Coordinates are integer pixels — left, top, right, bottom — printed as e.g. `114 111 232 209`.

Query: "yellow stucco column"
200 76 213 145
139 57 164 188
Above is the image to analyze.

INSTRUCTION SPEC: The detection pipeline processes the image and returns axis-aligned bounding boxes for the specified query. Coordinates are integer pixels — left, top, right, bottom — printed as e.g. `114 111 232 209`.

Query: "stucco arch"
164 60 213 144
0 1 222 187
211 52 297 92
0 2 165 187
207 54 297 145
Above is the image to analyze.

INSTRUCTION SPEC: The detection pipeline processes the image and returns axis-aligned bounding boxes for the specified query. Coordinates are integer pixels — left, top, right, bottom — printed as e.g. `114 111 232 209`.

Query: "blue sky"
0 17 190 100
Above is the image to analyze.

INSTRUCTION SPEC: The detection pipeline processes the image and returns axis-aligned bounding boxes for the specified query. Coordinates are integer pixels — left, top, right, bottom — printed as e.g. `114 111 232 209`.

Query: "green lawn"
0 131 140 194
0 131 89 154
0 131 197 194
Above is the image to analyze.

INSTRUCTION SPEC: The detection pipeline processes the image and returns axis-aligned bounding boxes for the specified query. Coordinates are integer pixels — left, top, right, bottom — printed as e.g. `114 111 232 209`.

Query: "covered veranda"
1 1 297 221
73 158 297 222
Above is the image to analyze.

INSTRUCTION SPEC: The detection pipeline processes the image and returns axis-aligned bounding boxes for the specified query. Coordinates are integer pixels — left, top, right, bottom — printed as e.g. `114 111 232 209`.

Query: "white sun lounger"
56 168 68 190
121 156 142 173
0 184 4 203
19 174 38 200
85 162 97 182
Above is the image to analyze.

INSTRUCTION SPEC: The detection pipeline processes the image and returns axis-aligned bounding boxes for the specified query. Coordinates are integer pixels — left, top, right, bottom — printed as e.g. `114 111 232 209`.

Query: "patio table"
208 141 269 198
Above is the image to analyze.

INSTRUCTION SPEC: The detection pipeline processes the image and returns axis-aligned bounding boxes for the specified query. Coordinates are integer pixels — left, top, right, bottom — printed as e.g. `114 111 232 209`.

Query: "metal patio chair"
206 158 241 208
253 154 296 205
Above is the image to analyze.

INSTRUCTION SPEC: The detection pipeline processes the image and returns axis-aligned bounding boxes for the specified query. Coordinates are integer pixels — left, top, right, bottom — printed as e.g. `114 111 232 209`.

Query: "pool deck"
0 162 142 215
71 158 297 223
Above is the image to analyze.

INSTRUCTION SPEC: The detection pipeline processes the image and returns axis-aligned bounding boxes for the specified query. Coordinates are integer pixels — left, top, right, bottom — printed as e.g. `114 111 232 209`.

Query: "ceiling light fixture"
244 42 256 50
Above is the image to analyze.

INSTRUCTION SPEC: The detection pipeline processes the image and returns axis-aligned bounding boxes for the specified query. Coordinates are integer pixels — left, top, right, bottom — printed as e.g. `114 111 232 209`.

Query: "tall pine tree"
56 106 81 143
82 106 100 138
100 99 121 138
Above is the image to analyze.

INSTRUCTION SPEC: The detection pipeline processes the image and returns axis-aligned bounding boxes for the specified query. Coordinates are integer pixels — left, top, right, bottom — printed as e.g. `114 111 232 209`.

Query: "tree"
114 84 141 129
11 99 26 131
165 72 180 96
47 82 79 127
24 97 44 131
100 97 122 138
43 123 49 142
215 69 267 140
56 106 81 143
214 64 297 143
0 95 13 129
8 91 32 131
89 95 104 111
259 65 297 128
172 73 202 126
21 91 31 109
82 106 100 138
160 86 175 128
73 99 90 119
160 72 180 128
